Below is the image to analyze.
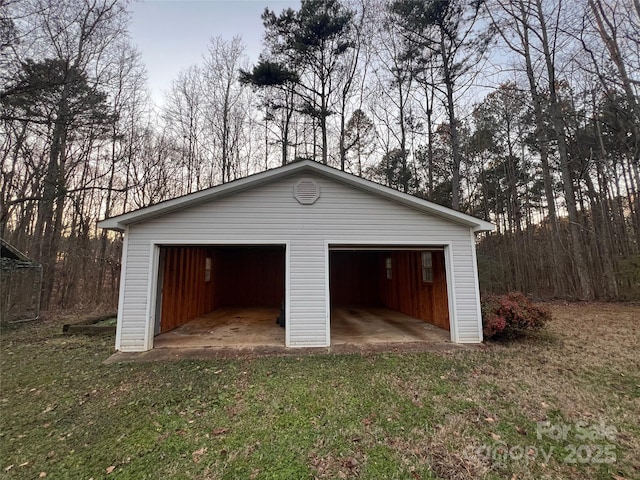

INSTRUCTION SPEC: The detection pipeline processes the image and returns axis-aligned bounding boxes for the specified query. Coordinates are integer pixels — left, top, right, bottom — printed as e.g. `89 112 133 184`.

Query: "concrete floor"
152 306 450 349
154 307 284 348
331 307 450 344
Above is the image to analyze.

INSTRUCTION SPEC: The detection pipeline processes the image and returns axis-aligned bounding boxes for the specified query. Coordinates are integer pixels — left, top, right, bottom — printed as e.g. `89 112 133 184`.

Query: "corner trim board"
114 227 129 351
469 228 484 343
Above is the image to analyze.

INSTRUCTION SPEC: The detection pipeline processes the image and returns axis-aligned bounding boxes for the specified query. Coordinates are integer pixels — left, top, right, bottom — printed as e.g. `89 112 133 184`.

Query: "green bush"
481 292 551 340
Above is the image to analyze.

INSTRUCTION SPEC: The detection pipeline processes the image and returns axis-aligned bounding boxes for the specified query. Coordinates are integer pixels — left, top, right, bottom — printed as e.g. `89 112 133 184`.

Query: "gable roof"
1 238 36 263
98 160 495 233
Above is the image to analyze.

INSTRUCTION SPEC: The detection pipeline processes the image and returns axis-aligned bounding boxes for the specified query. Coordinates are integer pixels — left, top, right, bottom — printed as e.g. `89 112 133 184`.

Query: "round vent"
294 178 320 205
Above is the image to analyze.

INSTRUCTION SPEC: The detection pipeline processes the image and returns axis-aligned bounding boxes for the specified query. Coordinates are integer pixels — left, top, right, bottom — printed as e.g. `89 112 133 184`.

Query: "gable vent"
294 178 320 205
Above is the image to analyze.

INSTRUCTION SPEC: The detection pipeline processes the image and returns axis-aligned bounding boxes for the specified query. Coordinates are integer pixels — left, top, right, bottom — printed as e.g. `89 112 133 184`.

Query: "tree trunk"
536 0 593 299
441 36 461 211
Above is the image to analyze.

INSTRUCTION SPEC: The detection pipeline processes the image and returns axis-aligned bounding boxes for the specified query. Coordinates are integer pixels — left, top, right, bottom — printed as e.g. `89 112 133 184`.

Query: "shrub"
481 292 551 340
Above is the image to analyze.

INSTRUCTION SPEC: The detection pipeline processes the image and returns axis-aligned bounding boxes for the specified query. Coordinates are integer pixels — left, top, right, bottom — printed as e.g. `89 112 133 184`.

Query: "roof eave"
472 223 496 233
312 166 495 232
97 160 496 233
0 238 33 262
97 218 124 232
97 161 312 231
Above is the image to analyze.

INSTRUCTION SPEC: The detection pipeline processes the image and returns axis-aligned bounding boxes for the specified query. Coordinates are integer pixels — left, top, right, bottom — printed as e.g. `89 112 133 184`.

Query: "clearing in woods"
0 303 638 479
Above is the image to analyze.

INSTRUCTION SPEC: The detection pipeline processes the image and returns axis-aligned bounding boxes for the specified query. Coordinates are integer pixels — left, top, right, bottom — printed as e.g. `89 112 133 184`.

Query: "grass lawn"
1 303 639 479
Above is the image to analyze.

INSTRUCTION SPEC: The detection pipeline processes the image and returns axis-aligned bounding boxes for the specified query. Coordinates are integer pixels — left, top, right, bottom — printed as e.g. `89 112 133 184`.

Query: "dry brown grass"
441 302 640 479
477 303 639 417
302 303 639 479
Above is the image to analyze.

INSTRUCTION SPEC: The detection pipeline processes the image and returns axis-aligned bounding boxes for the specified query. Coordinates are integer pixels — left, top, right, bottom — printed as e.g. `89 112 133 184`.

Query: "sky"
128 0 299 105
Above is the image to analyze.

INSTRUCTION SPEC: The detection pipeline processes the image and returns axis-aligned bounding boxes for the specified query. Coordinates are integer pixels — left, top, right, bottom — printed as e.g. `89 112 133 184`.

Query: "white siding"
118 173 483 351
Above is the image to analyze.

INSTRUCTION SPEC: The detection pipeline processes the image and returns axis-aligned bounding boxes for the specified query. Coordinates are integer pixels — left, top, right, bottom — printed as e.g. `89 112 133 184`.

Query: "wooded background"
1 0 639 314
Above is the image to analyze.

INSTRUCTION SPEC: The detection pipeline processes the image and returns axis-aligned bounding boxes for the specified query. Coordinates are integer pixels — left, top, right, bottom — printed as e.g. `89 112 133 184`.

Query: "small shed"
0 238 42 324
99 160 494 352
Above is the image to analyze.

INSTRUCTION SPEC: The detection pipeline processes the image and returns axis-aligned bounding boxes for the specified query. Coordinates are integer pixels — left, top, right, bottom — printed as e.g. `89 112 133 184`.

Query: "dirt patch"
309 451 365 478
470 303 640 415
105 341 475 364
545 302 639 368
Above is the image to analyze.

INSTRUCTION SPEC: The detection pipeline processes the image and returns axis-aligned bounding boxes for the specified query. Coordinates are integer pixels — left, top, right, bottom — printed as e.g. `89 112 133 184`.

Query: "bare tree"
390 0 487 210
1 0 128 307
202 36 251 183
163 65 205 193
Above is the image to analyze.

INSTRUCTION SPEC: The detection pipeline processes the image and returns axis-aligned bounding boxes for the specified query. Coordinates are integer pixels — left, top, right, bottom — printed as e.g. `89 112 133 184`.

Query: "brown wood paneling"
159 246 284 333
329 251 381 306
209 251 221 310
431 251 450 329
377 250 449 330
214 247 285 307
159 246 216 333
160 245 448 335
329 249 449 330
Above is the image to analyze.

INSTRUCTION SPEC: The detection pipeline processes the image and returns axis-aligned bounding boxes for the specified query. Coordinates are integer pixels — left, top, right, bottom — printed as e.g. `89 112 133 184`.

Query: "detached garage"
98 160 494 352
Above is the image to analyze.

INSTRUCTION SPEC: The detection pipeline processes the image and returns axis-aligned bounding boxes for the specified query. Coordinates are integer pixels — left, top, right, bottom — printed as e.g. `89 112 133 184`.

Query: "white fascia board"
97 159 495 233
97 162 310 231
308 164 495 232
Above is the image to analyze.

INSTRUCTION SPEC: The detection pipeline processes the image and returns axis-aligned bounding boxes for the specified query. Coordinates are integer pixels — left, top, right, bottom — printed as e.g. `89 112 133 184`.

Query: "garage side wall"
378 251 450 330
117 174 483 351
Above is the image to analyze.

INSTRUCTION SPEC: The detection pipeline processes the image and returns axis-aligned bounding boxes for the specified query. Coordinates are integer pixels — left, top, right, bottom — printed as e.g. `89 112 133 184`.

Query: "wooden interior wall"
329 251 382 306
430 251 450 329
328 249 450 331
161 246 448 335
159 246 285 334
378 250 450 330
214 248 285 307
160 247 216 333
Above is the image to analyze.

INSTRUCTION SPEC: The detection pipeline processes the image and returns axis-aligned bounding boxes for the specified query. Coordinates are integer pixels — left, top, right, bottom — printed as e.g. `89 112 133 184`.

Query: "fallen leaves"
41 404 57 414
249 468 260 479
361 415 375 426
344 457 358 468
192 447 207 463
106 465 116 474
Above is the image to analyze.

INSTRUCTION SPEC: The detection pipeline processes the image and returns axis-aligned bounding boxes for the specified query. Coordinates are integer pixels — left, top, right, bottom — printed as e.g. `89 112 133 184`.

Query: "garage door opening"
329 247 450 344
153 245 286 348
